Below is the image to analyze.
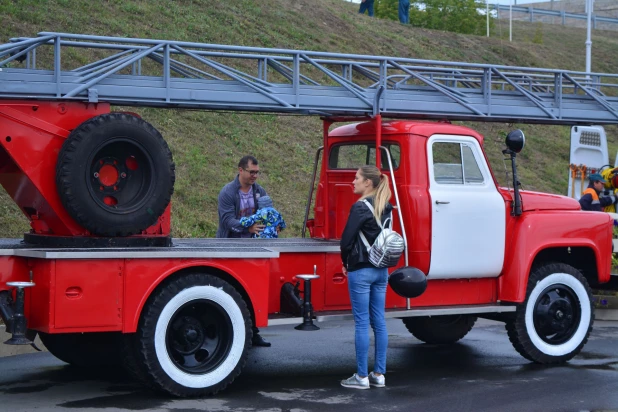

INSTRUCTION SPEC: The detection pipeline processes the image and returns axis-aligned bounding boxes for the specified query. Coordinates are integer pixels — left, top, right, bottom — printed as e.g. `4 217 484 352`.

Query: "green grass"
1 0 618 238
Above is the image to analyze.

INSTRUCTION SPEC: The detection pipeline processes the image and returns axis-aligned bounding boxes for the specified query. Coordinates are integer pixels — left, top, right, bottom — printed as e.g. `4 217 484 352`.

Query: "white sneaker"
368 372 385 387
340 373 370 389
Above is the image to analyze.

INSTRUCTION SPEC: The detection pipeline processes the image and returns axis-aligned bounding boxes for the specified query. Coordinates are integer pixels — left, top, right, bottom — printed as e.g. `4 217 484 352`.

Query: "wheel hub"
170 316 205 355
86 138 154 215
533 285 581 345
545 298 574 333
91 156 131 207
165 300 234 374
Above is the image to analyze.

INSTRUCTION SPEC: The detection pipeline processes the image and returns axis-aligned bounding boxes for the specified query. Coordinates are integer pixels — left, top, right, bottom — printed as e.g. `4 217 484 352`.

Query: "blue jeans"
347 266 388 377
399 0 410 24
358 0 374 17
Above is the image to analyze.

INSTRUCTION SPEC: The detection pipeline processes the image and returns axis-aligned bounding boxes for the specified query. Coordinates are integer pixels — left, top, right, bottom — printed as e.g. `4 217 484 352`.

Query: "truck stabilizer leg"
3 282 35 345
294 272 320 331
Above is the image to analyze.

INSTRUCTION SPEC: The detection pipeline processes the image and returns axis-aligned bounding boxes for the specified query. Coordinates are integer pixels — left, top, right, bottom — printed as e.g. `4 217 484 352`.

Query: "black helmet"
388 266 427 298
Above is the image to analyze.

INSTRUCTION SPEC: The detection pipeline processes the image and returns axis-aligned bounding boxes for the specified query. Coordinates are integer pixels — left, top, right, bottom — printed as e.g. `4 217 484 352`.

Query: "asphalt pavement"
1 318 618 412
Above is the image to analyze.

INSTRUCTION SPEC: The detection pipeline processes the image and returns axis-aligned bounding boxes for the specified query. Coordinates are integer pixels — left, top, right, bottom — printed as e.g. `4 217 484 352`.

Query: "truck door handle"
435 200 450 204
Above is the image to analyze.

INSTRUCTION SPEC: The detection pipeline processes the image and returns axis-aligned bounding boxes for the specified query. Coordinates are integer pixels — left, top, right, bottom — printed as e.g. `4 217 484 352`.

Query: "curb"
595 309 618 321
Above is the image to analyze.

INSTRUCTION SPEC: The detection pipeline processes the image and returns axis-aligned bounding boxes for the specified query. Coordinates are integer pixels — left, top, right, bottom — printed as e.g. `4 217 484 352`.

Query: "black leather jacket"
340 197 393 272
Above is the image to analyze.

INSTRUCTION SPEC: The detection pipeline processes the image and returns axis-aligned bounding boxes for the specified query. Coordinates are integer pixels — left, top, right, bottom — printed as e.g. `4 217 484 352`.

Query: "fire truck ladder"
1 32 618 125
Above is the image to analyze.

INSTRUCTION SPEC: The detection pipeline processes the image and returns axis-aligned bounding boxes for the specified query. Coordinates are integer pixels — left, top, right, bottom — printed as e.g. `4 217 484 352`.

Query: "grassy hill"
1 0 618 238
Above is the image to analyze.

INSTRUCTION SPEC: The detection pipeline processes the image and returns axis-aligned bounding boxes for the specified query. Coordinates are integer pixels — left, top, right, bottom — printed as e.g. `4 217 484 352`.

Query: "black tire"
505 262 594 364
402 315 477 344
121 333 152 386
134 274 252 397
56 113 175 236
38 332 122 367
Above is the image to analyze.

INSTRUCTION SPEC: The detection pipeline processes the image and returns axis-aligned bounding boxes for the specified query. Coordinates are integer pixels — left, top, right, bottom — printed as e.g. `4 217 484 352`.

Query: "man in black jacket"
216 155 271 347
216 155 267 238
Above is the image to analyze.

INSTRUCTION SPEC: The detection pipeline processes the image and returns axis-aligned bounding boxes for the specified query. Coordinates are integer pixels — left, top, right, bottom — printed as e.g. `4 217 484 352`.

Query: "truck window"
329 143 400 170
462 144 484 184
433 142 463 184
433 142 485 185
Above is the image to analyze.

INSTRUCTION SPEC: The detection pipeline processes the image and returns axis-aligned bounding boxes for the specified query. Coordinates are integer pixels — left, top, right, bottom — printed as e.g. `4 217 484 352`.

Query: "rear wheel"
134 274 252 397
402 315 477 344
39 332 122 367
121 333 152 386
505 262 593 364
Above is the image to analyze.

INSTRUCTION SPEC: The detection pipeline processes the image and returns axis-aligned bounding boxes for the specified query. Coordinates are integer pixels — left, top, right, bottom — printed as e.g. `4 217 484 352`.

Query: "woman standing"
340 165 392 390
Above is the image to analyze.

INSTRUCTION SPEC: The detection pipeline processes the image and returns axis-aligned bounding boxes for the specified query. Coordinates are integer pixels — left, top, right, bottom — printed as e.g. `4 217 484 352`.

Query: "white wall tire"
136 273 252 397
506 263 594 364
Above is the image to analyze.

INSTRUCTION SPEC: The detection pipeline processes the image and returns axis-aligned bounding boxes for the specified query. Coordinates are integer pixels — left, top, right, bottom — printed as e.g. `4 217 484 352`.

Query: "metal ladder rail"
4 35 613 97
7 32 618 87
8 36 579 95
0 76 611 124
1 33 618 124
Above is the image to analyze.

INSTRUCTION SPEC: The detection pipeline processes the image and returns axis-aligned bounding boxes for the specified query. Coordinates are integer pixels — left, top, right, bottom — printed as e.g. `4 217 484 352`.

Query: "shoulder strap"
361 199 382 228
362 199 393 228
359 199 390 251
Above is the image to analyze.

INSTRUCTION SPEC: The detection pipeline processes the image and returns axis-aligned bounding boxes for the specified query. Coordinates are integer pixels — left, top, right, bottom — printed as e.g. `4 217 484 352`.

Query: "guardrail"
493 4 618 29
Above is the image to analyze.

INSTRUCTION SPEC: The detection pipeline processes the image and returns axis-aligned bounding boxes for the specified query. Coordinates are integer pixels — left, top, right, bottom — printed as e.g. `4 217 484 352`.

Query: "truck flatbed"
0 238 340 259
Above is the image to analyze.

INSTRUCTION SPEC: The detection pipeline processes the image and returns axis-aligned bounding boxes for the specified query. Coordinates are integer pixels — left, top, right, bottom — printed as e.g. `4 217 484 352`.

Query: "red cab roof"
329 120 485 146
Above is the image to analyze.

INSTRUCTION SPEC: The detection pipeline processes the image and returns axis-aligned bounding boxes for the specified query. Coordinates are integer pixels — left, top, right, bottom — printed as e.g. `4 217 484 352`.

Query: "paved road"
1 319 617 412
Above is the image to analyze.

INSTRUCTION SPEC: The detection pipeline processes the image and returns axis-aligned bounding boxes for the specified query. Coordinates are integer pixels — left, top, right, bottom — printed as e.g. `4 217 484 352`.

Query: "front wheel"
506 262 594 364
133 273 252 397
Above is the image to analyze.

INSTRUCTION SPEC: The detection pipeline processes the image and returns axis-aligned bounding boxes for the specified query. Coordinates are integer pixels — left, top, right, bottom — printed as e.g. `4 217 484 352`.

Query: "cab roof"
329 120 485 146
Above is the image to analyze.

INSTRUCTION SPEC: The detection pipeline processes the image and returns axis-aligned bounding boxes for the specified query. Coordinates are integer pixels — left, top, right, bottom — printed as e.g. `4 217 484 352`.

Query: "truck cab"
303 117 613 365
314 120 506 279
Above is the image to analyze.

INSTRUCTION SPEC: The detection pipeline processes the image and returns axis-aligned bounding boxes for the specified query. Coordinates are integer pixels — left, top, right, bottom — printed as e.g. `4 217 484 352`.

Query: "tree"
409 0 493 35
375 0 399 21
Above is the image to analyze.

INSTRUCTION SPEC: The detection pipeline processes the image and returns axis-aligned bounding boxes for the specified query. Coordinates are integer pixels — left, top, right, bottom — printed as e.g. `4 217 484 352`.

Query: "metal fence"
493 1 618 31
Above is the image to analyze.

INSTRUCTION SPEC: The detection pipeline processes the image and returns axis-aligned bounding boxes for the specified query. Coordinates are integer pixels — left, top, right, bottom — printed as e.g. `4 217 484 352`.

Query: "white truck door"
427 135 505 279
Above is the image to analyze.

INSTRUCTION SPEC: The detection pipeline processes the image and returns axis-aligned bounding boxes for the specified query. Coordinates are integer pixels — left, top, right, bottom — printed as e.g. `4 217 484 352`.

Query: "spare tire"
56 113 175 236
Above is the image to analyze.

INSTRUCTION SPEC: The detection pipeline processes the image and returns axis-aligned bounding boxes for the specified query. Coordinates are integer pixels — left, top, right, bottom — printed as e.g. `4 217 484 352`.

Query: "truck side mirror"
505 129 525 154
502 129 524 217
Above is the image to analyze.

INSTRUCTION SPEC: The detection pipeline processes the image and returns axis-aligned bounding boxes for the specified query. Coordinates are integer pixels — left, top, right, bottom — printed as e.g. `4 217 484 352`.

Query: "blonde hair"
358 165 392 220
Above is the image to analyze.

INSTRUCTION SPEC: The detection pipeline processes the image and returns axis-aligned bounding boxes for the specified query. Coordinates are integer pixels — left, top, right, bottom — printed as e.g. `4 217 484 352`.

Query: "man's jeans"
347 266 388 377
358 0 374 17
399 0 410 24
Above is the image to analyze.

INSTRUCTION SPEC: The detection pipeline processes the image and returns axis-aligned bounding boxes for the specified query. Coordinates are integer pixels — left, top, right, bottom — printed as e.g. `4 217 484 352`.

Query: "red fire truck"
0 33 617 397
